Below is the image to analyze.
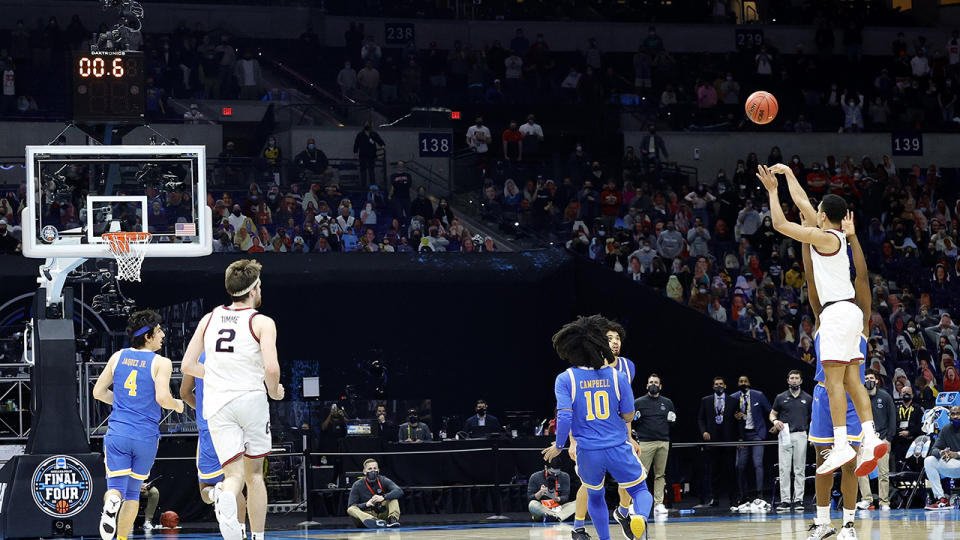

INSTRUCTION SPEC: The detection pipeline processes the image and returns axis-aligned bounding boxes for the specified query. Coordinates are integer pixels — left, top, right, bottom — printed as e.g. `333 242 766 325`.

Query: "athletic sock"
574 517 585 529
842 508 855 525
862 420 878 441
251 532 263 540
201 485 215 503
617 505 630 518
815 506 830 526
833 427 849 448
240 524 247 538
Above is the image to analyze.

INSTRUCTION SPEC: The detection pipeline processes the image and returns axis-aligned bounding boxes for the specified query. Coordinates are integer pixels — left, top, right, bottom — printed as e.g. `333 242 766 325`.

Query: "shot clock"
72 51 145 122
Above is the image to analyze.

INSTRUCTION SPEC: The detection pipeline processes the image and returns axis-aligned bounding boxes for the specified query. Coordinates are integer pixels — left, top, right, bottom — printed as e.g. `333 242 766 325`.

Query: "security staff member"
857 369 896 510
770 369 813 512
633 373 676 515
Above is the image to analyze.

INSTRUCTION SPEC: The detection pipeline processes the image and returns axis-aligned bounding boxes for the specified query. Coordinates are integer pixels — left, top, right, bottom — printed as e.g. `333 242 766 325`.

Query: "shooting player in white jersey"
181 259 284 540
757 164 887 477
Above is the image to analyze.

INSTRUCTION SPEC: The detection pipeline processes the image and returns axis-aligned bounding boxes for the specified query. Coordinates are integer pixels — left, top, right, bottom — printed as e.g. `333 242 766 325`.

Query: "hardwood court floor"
132 509 960 540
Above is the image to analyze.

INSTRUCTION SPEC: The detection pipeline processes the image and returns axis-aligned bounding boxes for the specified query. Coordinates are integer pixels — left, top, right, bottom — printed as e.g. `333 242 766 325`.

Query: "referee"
770 369 812 512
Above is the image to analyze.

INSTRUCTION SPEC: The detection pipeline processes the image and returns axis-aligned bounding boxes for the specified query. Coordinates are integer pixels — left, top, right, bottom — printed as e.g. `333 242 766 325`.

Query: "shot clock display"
72 51 145 122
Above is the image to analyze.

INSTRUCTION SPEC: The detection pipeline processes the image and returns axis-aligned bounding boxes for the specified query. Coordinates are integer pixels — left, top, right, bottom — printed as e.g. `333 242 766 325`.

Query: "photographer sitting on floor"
347 458 403 528
527 458 576 522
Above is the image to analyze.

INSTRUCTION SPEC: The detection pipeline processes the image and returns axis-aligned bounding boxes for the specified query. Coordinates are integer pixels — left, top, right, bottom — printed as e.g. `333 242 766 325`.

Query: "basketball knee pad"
624 483 653 517
123 477 144 501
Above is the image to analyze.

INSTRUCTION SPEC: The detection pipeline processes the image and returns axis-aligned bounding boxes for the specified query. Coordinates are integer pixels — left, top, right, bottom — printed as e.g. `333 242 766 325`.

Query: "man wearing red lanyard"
347 459 404 528
527 459 575 522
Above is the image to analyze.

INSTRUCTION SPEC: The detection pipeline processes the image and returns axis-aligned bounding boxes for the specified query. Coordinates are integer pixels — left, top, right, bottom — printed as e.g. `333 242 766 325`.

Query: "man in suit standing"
731 375 772 504
696 376 739 507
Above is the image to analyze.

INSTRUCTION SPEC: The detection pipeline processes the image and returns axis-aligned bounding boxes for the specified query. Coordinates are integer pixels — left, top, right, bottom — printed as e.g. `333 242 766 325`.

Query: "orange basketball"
160 510 179 528
745 91 778 125
56 500 69 514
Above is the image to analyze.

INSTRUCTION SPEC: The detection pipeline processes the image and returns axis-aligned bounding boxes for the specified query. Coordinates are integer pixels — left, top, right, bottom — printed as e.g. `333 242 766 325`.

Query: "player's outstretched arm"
758 165 838 253
180 313 210 378
92 351 121 405
843 211 872 330
179 373 197 410
769 163 817 224
256 315 284 400
153 356 185 413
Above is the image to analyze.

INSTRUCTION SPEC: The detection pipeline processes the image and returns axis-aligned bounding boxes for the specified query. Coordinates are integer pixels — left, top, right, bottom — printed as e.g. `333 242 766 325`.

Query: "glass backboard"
22 145 211 258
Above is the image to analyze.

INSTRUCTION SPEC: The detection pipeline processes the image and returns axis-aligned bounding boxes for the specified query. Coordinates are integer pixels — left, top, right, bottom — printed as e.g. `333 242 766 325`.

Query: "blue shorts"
104 433 159 500
197 428 224 484
575 442 648 491
809 383 863 446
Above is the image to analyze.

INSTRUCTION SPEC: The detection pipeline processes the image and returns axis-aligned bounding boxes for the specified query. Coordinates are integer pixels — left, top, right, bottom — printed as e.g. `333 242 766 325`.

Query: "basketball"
744 90 778 125
160 511 179 528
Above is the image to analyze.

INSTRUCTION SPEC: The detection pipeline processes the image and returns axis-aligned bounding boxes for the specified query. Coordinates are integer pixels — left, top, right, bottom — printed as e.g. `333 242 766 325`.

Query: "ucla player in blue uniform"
568 321 637 539
180 352 248 537
805 211 872 540
92 310 184 540
543 316 652 540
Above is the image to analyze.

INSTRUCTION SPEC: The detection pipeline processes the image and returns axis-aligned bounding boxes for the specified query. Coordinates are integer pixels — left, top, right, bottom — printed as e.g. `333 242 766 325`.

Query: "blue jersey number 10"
583 390 610 421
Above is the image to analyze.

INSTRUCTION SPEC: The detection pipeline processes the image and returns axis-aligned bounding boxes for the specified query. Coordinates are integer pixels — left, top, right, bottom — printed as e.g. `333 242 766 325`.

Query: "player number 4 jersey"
201 305 265 419
555 366 635 450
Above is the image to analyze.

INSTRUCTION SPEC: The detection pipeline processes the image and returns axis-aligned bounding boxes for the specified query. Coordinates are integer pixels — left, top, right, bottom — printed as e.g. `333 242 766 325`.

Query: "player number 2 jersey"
811 229 856 304
108 348 161 441
555 366 635 450
202 305 265 419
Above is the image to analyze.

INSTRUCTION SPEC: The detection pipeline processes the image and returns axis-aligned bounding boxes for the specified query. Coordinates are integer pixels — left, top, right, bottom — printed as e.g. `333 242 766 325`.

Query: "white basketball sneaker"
99 492 122 540
214 488 244 540
837 522 858 539
816 444 857 475
856 437 888 477
806 522 837 540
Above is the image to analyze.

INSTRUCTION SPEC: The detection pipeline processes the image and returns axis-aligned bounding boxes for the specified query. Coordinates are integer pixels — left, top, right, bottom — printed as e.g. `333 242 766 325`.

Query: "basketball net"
102 232 152 282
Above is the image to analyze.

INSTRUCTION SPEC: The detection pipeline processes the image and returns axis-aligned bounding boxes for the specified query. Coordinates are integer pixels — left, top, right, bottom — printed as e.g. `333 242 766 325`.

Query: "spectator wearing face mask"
633 373 675 516
527 459 575 522
923 406 960 510
398 409 432 443
347 458 403 529
0 219 18 253
295 138 332 179
731 375 771 504
770 370 812 512
464 399 502 438
893 387 923 469
913 376 936 410
656 221 685 260
856 369 896 511
696 376 739 507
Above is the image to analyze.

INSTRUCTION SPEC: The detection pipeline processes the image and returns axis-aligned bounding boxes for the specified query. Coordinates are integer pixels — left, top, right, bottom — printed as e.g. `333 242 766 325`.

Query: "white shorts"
816 301 864 365
206 391 272 465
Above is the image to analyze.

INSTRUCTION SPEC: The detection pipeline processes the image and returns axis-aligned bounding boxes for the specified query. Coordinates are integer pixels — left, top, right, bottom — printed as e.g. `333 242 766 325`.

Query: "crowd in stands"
205 175 495 254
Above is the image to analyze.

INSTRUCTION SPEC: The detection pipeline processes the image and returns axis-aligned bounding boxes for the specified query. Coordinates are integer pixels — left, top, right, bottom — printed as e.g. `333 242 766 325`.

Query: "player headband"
133 326 152 337
232 277 260 297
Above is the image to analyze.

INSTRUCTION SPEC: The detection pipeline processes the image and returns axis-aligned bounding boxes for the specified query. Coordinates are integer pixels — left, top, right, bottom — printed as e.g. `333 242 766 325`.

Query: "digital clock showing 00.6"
77 56 126 78
72 51 145 121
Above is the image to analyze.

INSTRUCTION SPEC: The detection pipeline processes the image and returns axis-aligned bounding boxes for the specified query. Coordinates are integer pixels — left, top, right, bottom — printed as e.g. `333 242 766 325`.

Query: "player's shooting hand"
768 163 791 176
841 210 856 237
542 445 562 463
756 165 778 191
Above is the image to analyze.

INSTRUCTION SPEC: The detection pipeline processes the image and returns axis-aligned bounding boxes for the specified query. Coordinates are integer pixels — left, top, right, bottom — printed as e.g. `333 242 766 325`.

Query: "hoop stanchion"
102 232 152 281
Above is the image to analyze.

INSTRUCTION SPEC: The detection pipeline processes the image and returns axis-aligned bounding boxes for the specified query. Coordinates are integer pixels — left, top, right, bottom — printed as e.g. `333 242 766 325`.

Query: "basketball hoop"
102 232 152 282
